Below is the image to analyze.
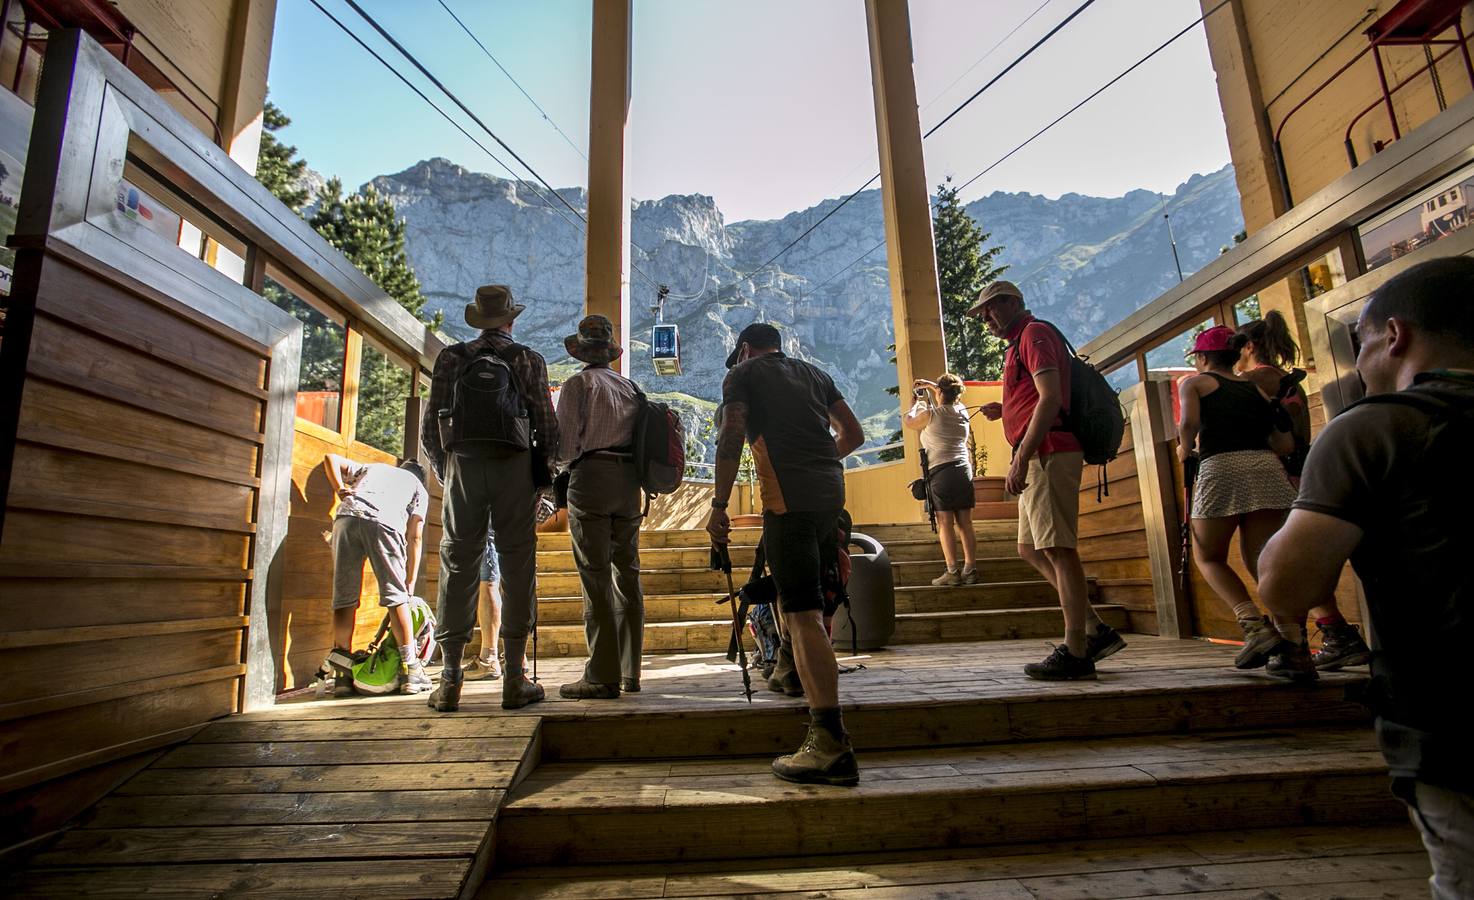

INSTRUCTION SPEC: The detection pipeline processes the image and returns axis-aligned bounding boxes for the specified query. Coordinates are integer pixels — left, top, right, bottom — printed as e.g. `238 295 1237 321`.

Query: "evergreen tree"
934 178 1008 380
257 100 309 212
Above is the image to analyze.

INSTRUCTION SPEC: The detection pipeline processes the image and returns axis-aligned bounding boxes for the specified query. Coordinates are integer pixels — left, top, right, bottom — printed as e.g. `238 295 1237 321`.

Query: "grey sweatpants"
331 516 411 609
1402 780 1474 900
435 453 538 650
567 457 644 684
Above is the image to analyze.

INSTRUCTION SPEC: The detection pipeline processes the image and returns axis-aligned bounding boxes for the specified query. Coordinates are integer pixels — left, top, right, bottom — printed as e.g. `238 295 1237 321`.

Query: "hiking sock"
1232 602 1262 621
1315 612 1348 628
810 707 847 743
1274 620 1308 644
440 642 466 684
399 642 415 667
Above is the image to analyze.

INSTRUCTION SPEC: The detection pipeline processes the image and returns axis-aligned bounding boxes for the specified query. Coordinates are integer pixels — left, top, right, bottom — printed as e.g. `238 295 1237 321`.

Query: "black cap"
725 322 782 369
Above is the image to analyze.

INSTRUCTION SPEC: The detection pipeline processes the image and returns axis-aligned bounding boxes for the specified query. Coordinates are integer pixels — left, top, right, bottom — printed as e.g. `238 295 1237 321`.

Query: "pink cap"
1191 325 1236 354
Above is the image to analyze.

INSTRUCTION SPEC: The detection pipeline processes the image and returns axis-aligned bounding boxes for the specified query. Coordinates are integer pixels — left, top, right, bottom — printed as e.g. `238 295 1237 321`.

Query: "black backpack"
1010 320 1125 467
446 341 531 457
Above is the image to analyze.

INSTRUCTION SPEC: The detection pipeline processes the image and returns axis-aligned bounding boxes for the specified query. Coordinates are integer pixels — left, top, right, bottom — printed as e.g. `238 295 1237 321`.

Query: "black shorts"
762 509 840 614
927 461 975 512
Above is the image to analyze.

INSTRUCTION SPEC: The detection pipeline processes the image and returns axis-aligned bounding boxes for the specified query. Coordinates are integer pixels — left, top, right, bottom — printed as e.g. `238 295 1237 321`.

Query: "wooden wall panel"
0 258 263 797
1076 423 1155 633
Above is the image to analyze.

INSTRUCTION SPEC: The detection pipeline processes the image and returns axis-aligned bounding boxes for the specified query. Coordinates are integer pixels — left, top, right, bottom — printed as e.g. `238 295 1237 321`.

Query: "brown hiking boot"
620 678 641 693
1313 621 1372 670
502 673 545 710
930 569 962 586
767 642 804 697
559 679 619 699
1235 616 1281 669
773 725 859 786
1266 640 1319 682
426 677 462 712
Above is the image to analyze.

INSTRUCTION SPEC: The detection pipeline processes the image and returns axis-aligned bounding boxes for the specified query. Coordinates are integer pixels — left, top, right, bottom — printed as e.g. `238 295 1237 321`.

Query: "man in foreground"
969 281 1125 680
1258 257 1474 898
706 323 865 785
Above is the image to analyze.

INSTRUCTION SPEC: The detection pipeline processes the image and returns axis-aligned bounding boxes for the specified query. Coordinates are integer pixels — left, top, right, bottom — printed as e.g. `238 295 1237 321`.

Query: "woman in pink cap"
1177 324 1310 679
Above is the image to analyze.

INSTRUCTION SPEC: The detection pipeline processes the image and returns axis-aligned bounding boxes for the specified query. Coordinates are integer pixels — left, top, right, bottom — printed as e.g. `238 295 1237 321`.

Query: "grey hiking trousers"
567 456 644 684
435 453 537 650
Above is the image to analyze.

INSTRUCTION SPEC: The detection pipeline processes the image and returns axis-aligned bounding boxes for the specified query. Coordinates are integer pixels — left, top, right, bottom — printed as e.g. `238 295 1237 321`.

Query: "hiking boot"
559 679 619 699
401 660 433 695
1024 644 1097 681
1234 616 1281 670
1266 640 1319 682
772 725 860 787
620 678 641 693
931 569 962 587
324 649 357 697
1085 623 1127 663
502 673 545 710
426 677 462 712
767 643 804 697
959 568 981 585
1313 621 1372 670
463 654 502 681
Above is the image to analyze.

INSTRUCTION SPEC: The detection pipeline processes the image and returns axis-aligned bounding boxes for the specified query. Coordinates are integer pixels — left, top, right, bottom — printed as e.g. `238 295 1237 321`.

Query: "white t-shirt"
911 400 972 471
335 463 429 534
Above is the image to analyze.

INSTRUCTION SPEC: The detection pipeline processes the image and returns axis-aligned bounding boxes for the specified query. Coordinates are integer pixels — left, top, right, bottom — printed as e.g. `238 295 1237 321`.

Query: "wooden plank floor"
485 824 1429 899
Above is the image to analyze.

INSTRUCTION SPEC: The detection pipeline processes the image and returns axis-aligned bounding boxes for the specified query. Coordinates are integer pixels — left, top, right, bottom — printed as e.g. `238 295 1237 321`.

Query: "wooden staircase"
528 520 1130 657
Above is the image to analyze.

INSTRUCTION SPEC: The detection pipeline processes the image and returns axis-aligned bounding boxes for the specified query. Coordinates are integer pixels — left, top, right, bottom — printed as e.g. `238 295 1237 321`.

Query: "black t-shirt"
1294 371 1474 791
1198 374 1276 458
721 353 845 514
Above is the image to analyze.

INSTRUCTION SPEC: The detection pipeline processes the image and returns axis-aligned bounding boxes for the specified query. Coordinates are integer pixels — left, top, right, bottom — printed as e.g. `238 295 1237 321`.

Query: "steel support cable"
435 0 588 161
728 0 1099 290
919 0 1055 115
307 0 589 239
339 0 586 223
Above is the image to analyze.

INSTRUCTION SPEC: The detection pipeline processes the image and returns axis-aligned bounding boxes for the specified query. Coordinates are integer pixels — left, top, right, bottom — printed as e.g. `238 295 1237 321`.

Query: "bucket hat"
564 314 624 365
465 284 524 329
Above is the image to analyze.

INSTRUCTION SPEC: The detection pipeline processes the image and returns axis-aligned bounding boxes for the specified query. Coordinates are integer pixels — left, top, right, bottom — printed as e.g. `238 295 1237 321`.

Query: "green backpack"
351 597 436 695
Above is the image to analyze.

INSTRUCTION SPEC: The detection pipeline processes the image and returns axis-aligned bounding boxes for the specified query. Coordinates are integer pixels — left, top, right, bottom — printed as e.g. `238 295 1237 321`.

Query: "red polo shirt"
1002 314 1081 457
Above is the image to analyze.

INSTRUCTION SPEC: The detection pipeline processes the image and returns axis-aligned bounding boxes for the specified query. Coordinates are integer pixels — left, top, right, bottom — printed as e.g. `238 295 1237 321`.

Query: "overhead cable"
919 0 1055 114
435 0 589 161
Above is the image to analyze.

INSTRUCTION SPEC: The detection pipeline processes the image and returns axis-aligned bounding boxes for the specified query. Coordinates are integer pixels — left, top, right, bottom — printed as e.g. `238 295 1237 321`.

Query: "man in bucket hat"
421 284 558 712
555 315 647 699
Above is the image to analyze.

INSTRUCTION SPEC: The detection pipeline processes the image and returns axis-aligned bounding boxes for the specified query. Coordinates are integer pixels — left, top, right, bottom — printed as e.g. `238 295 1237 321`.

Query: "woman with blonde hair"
905 373 978 585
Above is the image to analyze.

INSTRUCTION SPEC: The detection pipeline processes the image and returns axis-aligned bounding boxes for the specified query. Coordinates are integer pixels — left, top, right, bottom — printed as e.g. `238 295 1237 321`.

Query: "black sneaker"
1085 623 1127 663
1024 644 1097 681
1266 640 1319 682
1313 621 1372 670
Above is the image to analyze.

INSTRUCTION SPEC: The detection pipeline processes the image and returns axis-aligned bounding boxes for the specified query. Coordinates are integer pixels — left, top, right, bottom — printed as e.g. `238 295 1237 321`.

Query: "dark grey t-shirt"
721 353 845 514
1294 371 1474 791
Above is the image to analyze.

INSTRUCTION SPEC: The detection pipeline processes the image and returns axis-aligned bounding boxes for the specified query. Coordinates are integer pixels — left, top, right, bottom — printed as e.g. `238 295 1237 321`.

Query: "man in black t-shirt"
707 323 866 786
1259 257 1474 898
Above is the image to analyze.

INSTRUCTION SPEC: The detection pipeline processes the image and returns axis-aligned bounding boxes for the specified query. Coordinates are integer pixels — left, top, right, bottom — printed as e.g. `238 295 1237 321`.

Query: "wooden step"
533 558 1041 593
535 522 1017 555
877 538 1019 562
532 580 1077 624
482 823 1428 899
495 725 1400 867
890 558 1038 586
891 604 1125 644
855 521 1018 543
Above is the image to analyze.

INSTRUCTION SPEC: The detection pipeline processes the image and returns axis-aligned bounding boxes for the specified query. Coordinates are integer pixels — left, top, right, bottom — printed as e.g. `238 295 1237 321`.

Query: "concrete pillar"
586 0 633 374
865 0 947 464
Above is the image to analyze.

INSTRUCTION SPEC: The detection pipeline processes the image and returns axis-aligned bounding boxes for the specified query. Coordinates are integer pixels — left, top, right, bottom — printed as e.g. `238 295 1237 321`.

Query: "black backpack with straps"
446 340 531 457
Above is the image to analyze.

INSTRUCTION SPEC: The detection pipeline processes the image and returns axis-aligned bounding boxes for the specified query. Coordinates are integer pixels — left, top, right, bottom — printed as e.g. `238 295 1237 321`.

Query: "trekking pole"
711 543 755 703
1179 453 1199 596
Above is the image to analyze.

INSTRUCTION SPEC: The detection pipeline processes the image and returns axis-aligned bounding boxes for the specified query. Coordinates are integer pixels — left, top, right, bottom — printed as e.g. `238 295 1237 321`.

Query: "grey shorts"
332 515 411 610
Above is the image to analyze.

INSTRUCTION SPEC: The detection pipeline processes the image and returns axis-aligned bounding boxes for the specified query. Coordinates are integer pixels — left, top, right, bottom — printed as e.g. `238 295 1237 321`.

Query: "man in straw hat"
968 280 1126 681
555 315 646 699
421 284 558 712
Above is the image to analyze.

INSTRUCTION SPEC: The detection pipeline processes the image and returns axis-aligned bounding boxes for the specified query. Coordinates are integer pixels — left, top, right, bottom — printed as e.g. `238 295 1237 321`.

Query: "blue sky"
268 0 1233 222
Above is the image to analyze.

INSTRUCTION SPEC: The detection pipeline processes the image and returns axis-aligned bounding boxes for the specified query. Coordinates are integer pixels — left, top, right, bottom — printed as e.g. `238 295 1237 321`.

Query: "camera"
913 388 928 398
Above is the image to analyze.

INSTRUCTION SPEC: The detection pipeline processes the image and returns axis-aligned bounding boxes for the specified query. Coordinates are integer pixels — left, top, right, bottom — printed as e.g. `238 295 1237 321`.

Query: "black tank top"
1198 373 1273 458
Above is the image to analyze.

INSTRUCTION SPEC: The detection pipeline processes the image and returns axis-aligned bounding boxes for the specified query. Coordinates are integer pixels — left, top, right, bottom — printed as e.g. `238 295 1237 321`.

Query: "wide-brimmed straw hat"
966 280 1023 316
465 284 524 329
1190 325 1236 354
564 314 623 365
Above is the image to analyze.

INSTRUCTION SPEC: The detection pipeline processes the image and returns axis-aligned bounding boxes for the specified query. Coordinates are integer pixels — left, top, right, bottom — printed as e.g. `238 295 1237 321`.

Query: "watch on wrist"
710 498 729 510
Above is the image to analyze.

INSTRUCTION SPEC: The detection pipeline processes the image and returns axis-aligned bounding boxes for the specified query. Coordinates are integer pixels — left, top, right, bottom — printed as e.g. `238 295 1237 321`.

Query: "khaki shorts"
1016 451 1082 550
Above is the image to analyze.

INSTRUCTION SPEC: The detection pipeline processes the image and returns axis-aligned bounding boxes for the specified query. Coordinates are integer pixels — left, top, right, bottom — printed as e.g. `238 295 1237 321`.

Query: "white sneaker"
402 660 433 694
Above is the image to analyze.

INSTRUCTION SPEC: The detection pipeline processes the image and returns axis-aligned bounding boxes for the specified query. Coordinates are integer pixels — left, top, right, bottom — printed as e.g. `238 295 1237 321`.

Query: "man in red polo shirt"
968 281 1126 680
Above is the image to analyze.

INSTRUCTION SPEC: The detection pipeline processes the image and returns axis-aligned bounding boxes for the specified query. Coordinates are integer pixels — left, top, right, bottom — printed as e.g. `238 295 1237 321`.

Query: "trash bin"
831 531 894 651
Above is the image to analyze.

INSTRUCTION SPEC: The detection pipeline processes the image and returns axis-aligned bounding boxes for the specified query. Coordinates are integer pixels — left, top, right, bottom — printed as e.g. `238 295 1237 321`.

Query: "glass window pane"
1144 318 1214 378
1358 161 1474 271
356 338 412 456
1105 360 1141 393
264 275 345 430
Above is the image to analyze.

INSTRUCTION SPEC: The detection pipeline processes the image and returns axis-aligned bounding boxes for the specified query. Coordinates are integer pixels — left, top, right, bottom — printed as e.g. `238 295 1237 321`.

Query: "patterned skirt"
1191 449 1297 519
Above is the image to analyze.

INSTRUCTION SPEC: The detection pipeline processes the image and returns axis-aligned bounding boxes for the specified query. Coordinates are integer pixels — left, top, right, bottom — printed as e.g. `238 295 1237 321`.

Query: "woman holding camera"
905 374 978 585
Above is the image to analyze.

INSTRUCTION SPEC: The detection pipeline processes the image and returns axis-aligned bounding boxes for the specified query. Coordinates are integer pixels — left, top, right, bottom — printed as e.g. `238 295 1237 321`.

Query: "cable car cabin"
652 323 682 376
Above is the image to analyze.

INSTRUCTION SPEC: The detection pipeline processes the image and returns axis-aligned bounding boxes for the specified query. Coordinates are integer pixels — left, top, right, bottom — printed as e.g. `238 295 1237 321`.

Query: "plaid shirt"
556 364 641 464
421 330 560 481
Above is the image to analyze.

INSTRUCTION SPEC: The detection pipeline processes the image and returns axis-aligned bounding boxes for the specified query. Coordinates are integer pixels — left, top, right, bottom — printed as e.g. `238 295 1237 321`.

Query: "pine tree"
257 100 309 212
934 178 1008 380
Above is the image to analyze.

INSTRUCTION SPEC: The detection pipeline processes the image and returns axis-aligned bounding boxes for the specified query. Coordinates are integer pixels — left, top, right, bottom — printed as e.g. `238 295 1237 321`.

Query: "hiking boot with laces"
620 678 641 693
502 673 545 710
1234 616 1281 669
1313 621 1372 670
772 725 860 786
1085 623 1127 663
401 660 433 695
1024 644 1097 681
931 569 963 587
959 568 981 585
463 654 502 681
426 677 462 712
1266 640 1319 682
559 679 619 699
768 643 804 697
